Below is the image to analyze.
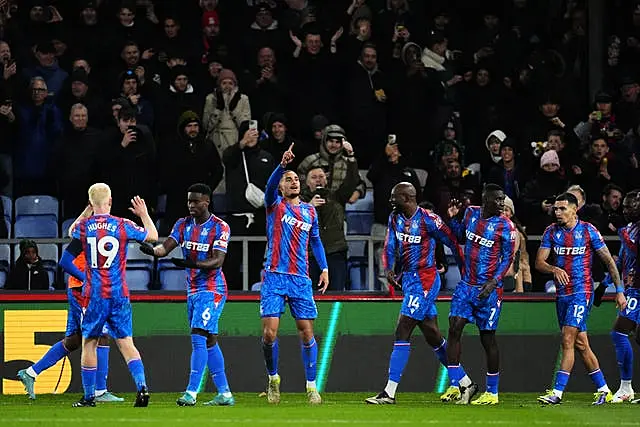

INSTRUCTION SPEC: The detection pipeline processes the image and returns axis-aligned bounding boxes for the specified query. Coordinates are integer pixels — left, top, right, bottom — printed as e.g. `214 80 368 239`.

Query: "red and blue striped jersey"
617 223 638 289
449 206 517 287
383 207 464 290
169 214 229 296
264 165 328 277
71 214 148 299
540 220 605 297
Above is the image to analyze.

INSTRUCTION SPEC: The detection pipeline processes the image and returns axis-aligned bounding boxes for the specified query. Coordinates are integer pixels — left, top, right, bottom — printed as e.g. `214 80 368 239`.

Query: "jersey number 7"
87 236 121 269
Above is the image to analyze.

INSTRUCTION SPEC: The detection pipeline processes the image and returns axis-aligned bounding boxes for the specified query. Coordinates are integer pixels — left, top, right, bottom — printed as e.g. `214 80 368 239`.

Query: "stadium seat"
158 245 185 290
348 261 367 290
345 212 375 235
359 169 372 189
14 243 58 266
126 242 154 268
61 218 75 237
126 268 152 291
14 217 58 238
212 194 227 214
346 190 374 213
414 168 428 189
156 194 167 217
15 195 59 221
1 195 11 220
0 244 10 288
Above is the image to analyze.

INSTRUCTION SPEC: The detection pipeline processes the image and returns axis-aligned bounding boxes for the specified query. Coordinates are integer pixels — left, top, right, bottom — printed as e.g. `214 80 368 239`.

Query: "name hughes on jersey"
553 246 586 255
282 214 311 231
87 222 117 232
465 230 495 247
395 231 422 243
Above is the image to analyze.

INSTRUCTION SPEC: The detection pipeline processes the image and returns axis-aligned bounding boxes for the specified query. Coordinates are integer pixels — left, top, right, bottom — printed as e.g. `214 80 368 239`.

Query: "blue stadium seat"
4 218 10 237
156 194 167 217
345 212 374 235
346 190 374 213
348 261 367 291
1 195 11 220
126 242 153 268
126 268 151 291
15 195 59 221
212 194 227 214
0 244 10 288
61 218 75 238
14 243 58 266
159 246 185 290
14 217 58 238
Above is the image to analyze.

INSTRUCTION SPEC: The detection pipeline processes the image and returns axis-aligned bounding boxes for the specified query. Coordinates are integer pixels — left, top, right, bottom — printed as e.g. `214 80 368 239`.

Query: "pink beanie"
540 150 560 168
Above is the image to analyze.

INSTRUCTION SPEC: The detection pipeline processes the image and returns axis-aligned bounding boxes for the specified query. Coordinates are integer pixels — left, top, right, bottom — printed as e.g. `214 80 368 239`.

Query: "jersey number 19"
87 236 120 269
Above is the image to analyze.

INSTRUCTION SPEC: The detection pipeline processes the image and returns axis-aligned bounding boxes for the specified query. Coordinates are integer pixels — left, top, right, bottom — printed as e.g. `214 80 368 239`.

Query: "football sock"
301 336 318 382
432 338 448 367
553 370 570 396
127 358 147 391
187 334 207 394
388 341 410 384
31 340 69 376
588 369 609 392
612 331 633 382
262 338 279 376
208 344 231 396
81 366 97 401
486 372 499 394
95 345 110 394
447 364 464 387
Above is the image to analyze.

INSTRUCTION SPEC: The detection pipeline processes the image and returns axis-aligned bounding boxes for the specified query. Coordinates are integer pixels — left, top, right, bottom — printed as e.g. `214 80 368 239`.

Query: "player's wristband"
616 286 625 293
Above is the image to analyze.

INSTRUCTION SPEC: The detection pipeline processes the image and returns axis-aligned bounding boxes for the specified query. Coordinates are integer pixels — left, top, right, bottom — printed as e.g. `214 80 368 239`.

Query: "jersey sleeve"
428 213 464 271
382 215 397 272
540 225 553 249
588 223 606 251
70 219 84 240
212 222 230 253
123 218 149 242
493 219 517 282
309 207 328 270
168 218 184 244
448 206 471 242
265 165 286 207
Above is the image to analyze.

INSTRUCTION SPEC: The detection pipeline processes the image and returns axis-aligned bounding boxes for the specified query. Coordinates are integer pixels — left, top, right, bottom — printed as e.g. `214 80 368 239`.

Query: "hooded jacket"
6 254 49 290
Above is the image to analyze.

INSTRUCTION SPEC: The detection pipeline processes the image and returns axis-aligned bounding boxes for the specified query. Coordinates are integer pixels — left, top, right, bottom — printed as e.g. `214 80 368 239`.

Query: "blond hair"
88 183 111 207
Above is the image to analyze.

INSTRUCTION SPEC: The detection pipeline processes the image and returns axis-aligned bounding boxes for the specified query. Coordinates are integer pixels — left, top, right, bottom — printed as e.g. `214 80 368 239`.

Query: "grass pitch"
0 392 638 426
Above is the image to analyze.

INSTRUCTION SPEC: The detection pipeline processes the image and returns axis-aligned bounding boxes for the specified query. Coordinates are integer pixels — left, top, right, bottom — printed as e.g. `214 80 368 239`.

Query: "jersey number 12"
87 236 120 269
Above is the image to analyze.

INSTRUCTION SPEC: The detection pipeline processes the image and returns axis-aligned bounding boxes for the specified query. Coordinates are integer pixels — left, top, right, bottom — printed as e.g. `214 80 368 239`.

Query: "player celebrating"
261 143 329 405
536 193 625 405
140 183 234 406
365 183 477 405
17 205 123 402
444 184 517 405
71 183 157 407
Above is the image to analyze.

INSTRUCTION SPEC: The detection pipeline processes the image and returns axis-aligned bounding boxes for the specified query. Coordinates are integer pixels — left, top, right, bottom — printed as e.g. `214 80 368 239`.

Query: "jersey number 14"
87 236 120 269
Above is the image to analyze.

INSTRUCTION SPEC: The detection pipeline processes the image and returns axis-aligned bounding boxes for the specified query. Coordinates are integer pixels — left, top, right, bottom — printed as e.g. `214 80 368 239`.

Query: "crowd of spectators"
0 0 639 291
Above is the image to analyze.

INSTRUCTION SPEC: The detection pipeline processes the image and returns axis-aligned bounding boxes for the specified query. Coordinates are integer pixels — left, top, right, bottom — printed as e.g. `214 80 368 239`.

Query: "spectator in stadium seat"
524 95 571 153
614 76 640 133
161 110 222 236
71 1 110 68
427 158 479 217
203 68 251 155
596 183 625 235
241 47 288 127
110 2 154 58
480 129 506 179
14 76 63 197
302 162 359 291
157 65 203 141
59 68 105 129
221 120 274 289
243 4 286 65
0 41 19 102
56 103 101 218
572 137 625 204
117 69 154 129
154 16 198 68
5 240 49 291
367 140 420 288
487 137 529 204
110 42 160 100
298 124 366 202
260 112 299 169
521 149 568 233
22 41 68 101
574 91 625 150
343 43 388 168
503 195 531 292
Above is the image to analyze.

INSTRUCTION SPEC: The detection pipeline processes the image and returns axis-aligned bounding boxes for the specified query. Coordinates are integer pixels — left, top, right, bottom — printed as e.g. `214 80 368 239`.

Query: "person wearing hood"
160 110 223 236
56 104 101 217
343 43 388 168
6 240 49 290
297 125 366 203
260 112 300 168
487 137 529 203
22 41 68 101
521 149 569 233
221 120 275 289
158 65 203 140
203 68 252 156
480 129 506 178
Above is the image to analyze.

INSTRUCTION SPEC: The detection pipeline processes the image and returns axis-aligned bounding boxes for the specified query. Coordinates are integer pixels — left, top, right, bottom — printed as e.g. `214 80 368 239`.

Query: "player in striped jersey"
444 184 517 405
17 206 122 402
261 143 329 404
601 190 640 402
536 192 625 405
365 183 477 405
71 184 157 407
140 183 234 406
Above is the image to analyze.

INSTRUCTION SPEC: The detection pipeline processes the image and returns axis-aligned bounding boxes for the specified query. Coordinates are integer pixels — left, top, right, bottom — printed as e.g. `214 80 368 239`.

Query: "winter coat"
6 256 49 290
203 88 251 155
222 143 274 214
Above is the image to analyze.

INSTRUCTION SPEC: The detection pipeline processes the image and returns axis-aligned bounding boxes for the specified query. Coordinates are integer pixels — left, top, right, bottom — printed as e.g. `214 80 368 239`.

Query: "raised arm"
431 215 464 274
59 238 85 282
265 143 295 207
67 204 93 237
446 203 469 243
128 196 158 242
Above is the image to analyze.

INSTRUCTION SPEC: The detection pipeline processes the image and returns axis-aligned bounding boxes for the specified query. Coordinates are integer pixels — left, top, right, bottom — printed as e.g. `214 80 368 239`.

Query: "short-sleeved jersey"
65 238 85 289
540 220 606 297
618 223 639 289
451 206 517 287
71 214 148 299
169 214 229 296
383 207 463 290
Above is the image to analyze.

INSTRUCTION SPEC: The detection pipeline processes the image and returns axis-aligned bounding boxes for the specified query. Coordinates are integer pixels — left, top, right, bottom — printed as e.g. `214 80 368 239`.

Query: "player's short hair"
483 183 503 194
566 184 585 201
188 183 212 199
88 183 111 207
556 192 578 207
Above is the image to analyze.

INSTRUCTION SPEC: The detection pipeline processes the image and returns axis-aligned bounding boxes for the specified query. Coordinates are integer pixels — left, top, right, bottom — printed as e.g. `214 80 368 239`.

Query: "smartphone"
396 25 405 32
387 134 397 145
595 111 602 120
127 125 138 137
315 187 329 198
249 120 258 131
